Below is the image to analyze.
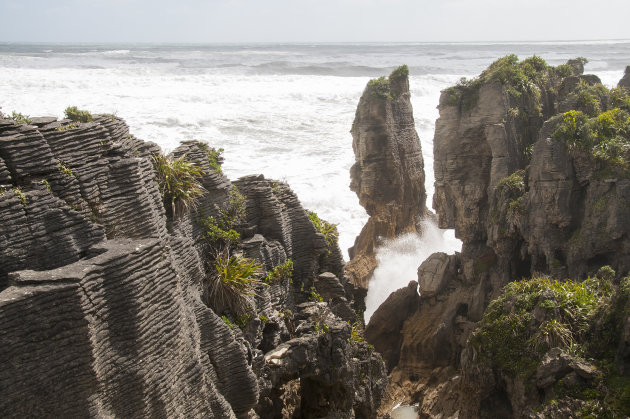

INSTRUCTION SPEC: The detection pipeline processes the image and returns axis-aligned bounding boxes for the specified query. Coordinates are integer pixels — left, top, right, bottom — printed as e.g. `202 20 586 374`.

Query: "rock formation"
367 56 630 416
619 65 630 89
346 65 429 288
0 112 386 417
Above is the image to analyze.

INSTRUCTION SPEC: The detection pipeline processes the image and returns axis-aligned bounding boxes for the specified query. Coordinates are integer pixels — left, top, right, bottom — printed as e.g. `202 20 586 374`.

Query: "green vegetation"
389 64 409 80
152 154 206 217
12 187 27 206
365 64 410 100
348 321 366 344
367 76 391 99
198 187 246 248
221 315 234 329
472 268 630 417
207 148 224 174
196 141 224 174
264 259 293 284
259 314 269 323
10 111 32 125
64 106 93 123
552 108 630 171
497 170 526 217
208 252 262 317
309 286 324 302
234 313 252 329
58 162 77 178
610 87 630 112
307 210 339 248
444 54 552 111
472 274 605 377
56 123 78 132
41 179 52 192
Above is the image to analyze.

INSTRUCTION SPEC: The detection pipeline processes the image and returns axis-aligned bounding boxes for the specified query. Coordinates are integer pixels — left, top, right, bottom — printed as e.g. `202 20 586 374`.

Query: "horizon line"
1 38 630 46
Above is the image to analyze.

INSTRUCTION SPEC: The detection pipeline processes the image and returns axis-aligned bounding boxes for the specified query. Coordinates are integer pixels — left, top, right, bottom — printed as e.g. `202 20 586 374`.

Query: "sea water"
2 41 629 318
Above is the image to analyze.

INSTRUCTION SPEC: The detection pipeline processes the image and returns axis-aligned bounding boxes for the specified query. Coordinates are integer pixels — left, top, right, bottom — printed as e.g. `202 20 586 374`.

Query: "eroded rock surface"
346 66 429 288
368 56 630 417
0 114 386 417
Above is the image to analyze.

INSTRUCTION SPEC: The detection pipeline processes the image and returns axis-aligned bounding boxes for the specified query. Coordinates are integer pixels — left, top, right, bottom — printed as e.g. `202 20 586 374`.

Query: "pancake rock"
346 65 429 288
368 56 630 416
0 111 386 418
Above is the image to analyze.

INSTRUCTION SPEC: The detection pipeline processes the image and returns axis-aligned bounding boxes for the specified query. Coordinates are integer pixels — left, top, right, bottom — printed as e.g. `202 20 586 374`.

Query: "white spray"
363 220 461 324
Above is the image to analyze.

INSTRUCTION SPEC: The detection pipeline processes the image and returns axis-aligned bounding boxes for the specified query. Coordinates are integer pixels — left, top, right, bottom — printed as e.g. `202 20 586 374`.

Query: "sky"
0 0 629 43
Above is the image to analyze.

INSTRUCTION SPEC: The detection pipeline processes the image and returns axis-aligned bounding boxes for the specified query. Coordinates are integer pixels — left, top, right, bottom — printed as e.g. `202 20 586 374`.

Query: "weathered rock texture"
367 57 630 417
347 66 429 288
0 114 386 417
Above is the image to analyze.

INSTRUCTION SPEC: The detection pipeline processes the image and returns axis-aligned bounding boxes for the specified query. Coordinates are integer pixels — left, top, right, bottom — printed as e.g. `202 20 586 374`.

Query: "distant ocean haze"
1 41 629 257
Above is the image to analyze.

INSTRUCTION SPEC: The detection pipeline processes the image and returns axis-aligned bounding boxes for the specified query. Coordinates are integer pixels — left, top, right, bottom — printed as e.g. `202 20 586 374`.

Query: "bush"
389 64 409 80
208 251 262 316
471 275 607 378
367 76 391 99
10 111 32 125
153 154 206 217
265 259 293 284
198 187 246 248
552 108 630 170
64 106 93 123
307 211 339 248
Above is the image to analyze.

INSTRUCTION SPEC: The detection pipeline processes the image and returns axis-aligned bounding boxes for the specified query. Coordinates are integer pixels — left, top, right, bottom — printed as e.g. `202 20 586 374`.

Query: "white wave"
364 221 462 324
102 49 131 55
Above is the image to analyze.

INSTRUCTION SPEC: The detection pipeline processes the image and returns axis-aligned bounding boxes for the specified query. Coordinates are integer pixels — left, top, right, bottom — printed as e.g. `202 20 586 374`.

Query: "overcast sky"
1 0 629 43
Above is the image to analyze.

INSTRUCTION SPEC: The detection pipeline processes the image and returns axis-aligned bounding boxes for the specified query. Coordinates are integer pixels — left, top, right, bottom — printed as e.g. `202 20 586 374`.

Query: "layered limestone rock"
368 56 630 416
619 66 630 89
0 113 386 417
346 65 429 288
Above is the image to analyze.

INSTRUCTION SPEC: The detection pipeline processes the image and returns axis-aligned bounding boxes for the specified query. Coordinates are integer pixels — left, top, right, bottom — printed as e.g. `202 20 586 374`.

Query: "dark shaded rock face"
0 115 386 417
367 57 630 416
619 66 630 89
346 66 428 288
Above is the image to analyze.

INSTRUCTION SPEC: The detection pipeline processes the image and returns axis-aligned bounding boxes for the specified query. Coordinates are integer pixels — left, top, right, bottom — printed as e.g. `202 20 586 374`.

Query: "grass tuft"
153 154 206 218
64 106 93 123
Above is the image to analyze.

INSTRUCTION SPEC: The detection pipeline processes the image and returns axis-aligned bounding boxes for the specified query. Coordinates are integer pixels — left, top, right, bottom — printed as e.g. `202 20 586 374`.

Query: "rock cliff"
367 56 630 417
346 65 429 288
0 112 386 417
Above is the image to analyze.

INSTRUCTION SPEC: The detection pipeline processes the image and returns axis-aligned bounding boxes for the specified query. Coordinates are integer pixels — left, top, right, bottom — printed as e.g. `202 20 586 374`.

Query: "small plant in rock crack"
152 154 206 218
198 187 246 249
307 210 339 248
207 249 262 317
265 259 294 284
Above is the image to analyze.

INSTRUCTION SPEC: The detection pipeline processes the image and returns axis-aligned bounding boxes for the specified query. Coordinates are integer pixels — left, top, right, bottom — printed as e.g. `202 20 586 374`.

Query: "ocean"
2 41 630 319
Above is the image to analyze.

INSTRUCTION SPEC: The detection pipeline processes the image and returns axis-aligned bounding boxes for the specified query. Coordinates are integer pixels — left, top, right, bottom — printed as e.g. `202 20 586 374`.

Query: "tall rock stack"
368 56 630 416
346 65 429 289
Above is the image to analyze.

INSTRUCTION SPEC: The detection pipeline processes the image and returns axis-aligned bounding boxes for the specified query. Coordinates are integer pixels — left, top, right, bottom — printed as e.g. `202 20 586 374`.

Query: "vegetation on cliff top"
366 64 409 99
153 154 206 217
471 267 630 417
552 107 630 172
9 111 32 125
64 106 93 123
307 210 339 248
444 54 580 111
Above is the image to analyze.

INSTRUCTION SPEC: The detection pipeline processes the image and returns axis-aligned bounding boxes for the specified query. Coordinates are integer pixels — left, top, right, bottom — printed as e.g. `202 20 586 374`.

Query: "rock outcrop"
346 65 429 288
619 65 630 89
0 113 387 417
367 56 630 416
